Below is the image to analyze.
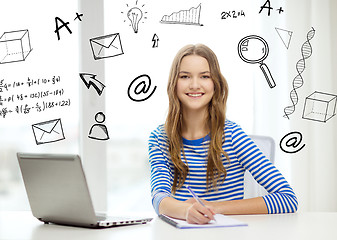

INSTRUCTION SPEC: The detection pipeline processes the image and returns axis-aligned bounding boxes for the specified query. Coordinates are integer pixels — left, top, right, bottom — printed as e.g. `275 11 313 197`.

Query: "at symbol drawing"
127 74 157 102
279 131 305 154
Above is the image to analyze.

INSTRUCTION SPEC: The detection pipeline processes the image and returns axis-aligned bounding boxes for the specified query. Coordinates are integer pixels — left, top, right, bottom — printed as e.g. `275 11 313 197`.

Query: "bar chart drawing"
160 4 203 26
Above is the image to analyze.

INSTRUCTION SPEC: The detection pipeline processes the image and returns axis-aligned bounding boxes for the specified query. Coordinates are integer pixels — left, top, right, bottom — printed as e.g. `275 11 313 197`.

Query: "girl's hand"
185 199 216 224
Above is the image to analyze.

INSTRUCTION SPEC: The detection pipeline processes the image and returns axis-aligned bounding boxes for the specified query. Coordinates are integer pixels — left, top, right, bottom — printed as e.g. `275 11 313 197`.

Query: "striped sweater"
148 120 298 215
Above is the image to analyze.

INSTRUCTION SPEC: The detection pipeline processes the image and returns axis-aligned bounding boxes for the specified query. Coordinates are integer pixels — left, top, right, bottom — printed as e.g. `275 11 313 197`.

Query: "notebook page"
160 214 248 229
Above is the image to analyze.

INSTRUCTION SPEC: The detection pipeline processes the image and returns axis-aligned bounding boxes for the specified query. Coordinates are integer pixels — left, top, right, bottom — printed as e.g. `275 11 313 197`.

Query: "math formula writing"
0 75 71 119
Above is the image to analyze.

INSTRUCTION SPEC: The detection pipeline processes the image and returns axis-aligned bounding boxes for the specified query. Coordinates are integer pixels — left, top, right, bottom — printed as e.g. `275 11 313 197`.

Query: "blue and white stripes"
148 120 298 215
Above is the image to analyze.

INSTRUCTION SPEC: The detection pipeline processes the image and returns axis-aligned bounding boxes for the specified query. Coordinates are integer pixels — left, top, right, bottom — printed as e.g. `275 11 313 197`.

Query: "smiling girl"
148 44 298 224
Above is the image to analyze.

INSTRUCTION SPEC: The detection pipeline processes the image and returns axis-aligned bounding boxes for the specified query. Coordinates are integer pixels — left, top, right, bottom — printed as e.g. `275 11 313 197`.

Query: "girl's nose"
189 77 200 89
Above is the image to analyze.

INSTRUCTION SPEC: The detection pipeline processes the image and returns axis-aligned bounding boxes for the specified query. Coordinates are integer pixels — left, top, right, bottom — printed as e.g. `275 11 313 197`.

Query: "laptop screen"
17 153 98 226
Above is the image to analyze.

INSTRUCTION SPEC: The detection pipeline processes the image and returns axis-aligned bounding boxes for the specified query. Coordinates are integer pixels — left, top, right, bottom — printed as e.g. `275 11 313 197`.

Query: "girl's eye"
201 75 210 79
179 75 189 79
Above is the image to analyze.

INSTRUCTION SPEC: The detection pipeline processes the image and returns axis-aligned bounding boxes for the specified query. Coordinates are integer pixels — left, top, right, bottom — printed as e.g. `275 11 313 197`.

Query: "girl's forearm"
158 197 191 220
211 197 268 215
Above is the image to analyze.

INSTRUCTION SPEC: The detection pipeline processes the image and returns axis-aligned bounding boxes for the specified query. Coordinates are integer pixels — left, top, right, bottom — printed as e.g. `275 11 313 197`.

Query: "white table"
0 211 336 240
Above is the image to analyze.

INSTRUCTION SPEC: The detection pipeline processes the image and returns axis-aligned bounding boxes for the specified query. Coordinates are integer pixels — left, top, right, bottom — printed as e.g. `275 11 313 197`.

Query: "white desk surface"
0 211 336 240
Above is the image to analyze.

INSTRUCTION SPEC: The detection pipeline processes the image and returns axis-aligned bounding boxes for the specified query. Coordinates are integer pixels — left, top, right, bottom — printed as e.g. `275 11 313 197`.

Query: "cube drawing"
302 91 337 123
0 29 32 64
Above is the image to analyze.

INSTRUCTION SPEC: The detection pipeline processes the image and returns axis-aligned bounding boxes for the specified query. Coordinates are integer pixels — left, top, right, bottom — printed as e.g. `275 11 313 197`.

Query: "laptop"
17 152 153 228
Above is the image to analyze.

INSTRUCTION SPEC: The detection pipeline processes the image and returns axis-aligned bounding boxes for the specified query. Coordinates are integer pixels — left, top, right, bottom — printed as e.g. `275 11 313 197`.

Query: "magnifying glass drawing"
238 35 276 88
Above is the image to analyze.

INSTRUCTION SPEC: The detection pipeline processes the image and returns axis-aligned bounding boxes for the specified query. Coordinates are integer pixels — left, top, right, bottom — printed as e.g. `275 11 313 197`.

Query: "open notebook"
159 214 248 229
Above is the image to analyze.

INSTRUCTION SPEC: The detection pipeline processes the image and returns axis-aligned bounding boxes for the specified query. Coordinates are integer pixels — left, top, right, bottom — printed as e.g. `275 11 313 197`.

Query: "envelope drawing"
32 118 65 145
89 33 124 60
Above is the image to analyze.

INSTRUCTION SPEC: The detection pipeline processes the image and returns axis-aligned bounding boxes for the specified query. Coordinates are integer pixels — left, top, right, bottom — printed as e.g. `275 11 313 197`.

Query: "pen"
186 185 206 207
186 185 216 222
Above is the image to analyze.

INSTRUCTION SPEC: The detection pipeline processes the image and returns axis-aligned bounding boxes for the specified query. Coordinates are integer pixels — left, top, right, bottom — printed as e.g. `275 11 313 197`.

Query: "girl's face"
176 55 214 114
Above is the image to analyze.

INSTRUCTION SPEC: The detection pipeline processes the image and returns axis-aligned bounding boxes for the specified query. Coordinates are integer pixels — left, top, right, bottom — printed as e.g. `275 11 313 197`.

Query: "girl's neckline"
182 134 210 145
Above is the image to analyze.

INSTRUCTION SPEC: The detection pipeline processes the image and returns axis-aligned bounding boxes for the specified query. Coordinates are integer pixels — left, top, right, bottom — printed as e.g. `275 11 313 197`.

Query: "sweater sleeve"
148 127 172 214
230 123 298 213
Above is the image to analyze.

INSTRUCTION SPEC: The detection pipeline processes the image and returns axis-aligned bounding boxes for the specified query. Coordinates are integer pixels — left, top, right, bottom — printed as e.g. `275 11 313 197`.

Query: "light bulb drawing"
121 1 147 34
127 7 143 33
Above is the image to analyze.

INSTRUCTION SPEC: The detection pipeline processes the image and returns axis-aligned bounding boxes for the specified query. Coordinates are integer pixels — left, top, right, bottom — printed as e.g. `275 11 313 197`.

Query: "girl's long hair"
165 44 230 194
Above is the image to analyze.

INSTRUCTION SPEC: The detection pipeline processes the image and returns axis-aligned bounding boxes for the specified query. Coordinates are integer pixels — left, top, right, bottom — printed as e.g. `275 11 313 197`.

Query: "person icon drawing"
88 112 109 140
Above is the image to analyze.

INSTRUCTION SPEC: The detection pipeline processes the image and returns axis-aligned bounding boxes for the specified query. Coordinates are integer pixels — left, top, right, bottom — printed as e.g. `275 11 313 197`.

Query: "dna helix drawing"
283 27 316 119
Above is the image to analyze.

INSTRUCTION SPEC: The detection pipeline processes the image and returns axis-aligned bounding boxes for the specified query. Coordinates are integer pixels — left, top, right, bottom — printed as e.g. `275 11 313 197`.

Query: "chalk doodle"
0 76 60 92
259 0 284 16
54 12 83 40
160 4 203 26
127 74 157 102
74 12 83 21
121 1 148 33
32 118 65 145
0 100 71 118
0 76 70 119
54 17 72 40
152 34 159 48
0 29 32 64
275 27 293 49
280 131 306 154
79 73 105 96
221 10 246 20
128 8 143 33
302 91 337 123
238 35 276 88
88 112 109 141
283 27 316 119
89 33 124 60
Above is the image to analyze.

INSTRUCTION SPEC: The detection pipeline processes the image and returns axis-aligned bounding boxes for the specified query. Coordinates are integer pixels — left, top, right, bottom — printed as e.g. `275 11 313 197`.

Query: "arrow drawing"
152 33 159 48
79 73 105 96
